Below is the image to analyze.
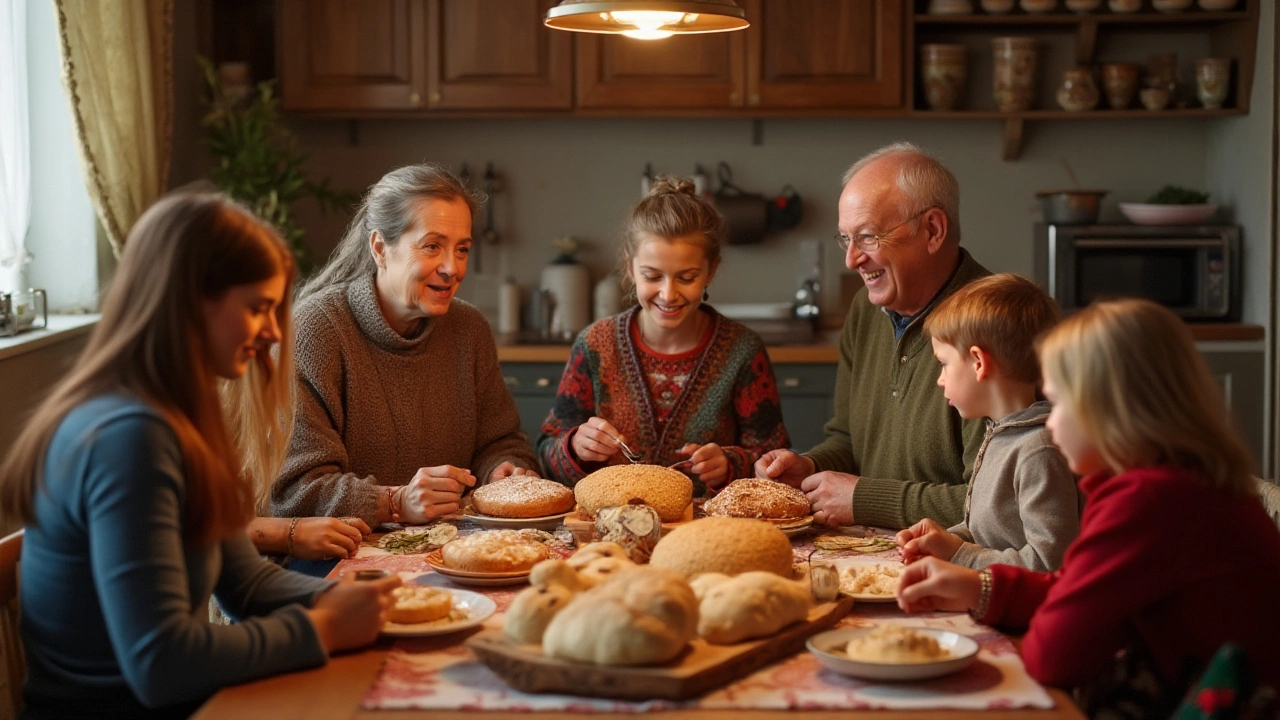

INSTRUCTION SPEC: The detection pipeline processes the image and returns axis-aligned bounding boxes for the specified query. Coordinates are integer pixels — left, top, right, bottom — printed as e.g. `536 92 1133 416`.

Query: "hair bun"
648 176 697 198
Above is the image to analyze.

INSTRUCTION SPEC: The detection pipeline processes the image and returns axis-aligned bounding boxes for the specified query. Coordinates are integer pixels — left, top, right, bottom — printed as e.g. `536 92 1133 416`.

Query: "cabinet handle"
409 91 422 106
782 377 802 388
749 92 761 106
536 377 552 388
503 376 519 387
430 91 442 104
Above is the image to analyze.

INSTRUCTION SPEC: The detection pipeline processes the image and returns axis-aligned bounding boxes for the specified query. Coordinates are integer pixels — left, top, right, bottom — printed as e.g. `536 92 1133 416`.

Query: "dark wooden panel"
576 31 745 109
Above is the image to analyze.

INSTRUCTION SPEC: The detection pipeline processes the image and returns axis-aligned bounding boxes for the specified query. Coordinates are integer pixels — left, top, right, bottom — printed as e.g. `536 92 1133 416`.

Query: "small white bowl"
1119 203 1219 225
807 627 980 682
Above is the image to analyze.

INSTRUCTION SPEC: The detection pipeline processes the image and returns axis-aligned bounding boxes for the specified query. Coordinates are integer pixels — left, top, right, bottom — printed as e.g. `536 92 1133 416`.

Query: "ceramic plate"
843 590 900 603
424 549 532 587
462 506 571 530
807 627 980 681
381 587 496 637
778 516 815 537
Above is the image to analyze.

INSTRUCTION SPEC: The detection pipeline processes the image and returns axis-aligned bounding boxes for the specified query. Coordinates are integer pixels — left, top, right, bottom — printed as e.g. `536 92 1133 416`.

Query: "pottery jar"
991 37 1038 112
1056 66 1099 112
1139 86 1171 110
919 44 968 111
1194 57 1231 109
1102 63 1140 109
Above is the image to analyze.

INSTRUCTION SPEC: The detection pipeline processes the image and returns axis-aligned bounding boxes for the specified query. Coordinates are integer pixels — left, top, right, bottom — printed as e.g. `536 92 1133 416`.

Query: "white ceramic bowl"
1119 203 1219 226
806 627 980 682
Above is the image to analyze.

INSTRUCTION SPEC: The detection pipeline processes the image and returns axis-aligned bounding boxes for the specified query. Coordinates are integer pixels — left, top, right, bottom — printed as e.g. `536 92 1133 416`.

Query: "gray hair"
842 142 961 245
298 163 480 301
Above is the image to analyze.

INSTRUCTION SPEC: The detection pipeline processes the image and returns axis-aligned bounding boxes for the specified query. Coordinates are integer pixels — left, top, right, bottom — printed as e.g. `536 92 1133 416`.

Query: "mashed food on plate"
840 564 901 596
844 625 948 663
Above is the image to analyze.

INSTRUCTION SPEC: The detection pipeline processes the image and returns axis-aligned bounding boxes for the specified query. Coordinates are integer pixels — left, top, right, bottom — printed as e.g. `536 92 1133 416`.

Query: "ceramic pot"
980 0 1015 11
1064 0 1103 10
1056 66 1099 112
1152 0 1193 10
1195 57 1231 109
1019 0 1057 11
1108 0 1142 11
928 0 974 13
919 44 968 110
991 37 1038 112
1102 63 1140 109
1139 86 1171 110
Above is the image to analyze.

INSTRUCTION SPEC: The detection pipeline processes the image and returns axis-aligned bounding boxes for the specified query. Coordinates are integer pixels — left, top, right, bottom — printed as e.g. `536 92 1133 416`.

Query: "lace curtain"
54 0 173 256
0 1 31 294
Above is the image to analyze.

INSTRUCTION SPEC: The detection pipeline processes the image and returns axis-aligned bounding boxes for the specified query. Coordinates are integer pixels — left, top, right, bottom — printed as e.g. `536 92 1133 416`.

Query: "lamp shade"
545 0 748 39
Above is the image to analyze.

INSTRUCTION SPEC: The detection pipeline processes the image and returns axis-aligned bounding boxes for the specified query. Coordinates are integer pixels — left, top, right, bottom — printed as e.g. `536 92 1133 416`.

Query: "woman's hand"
290 517 370 560
487 462 540 484
571 417 627 463
397 465 476 524
896 518 964 564
753 449 816 488
678 443 730 490
895 556 982 614
307 574 401 653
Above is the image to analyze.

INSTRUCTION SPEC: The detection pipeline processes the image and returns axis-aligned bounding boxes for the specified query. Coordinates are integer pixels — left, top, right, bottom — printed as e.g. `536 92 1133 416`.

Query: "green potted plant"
197 57 354 273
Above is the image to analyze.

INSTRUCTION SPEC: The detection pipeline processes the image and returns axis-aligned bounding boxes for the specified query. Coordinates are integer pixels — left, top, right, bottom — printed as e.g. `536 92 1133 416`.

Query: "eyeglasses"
835 207 936 253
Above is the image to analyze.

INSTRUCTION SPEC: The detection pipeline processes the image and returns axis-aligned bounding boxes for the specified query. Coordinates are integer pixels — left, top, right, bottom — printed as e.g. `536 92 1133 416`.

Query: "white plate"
807 627 980 681
462 507 572 530
843 591 900 603
382 588 497 637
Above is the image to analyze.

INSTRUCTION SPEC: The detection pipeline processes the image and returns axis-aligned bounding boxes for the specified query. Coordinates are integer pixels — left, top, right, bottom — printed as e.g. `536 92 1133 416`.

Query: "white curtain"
0 1 32 294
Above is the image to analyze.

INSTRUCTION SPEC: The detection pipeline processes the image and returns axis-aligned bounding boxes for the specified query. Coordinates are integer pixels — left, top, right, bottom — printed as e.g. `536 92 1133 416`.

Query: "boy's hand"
896 518 964 564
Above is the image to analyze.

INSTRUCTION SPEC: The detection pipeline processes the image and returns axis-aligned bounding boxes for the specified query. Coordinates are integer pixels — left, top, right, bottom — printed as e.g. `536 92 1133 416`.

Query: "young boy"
896 273 1080 571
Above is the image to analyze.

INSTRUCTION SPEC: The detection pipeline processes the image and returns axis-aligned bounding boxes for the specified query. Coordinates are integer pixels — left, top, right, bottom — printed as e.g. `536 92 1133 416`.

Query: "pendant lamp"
544 0 748 40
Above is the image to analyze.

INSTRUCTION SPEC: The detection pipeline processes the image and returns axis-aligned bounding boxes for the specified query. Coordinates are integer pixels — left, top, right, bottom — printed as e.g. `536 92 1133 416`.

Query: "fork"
607 433 643 463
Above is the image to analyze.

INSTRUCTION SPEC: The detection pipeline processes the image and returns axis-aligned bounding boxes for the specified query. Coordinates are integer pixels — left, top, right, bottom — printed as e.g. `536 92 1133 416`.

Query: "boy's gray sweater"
949 401 1082 571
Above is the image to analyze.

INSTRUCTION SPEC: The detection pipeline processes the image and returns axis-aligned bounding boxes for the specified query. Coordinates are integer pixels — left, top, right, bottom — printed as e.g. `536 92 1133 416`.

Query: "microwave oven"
1033 223 1240 321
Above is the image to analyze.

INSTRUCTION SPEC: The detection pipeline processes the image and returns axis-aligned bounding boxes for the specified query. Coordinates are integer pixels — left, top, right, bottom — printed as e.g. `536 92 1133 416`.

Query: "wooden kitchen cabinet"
577 0 905 112
744 0 904 110
426 0 573 110
278 0 428 111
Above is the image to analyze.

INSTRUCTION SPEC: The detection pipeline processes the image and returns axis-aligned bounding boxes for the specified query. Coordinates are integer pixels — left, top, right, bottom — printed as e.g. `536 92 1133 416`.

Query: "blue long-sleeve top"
20 394 333 718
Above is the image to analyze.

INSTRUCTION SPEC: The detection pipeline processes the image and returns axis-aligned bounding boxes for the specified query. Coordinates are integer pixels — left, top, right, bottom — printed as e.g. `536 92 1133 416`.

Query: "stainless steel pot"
1035 190 1107 225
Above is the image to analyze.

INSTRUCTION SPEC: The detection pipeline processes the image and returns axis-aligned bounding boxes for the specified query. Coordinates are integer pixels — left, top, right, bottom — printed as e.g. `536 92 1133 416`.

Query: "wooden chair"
0 529 23 719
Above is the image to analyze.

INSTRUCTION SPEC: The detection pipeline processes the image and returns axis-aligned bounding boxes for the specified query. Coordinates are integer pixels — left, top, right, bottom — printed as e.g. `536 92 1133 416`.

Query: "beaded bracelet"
385 486 401 522
285 516 300 557
970 569 993 622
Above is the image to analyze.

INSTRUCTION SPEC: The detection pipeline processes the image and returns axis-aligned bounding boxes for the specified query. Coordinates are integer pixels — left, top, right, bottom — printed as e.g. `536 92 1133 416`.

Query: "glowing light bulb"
609 10 685 30
620 28 675 39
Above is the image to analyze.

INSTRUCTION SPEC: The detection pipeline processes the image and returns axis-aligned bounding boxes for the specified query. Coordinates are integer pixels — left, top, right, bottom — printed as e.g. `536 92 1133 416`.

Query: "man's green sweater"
806 249 990 530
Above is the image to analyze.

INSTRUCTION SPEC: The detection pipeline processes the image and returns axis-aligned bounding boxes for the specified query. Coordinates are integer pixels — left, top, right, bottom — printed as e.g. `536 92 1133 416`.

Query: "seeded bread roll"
441 529 550 573
574 465 692 523
650 517 795 578
387 586 454 624
472 475 575 518
704 478 810 520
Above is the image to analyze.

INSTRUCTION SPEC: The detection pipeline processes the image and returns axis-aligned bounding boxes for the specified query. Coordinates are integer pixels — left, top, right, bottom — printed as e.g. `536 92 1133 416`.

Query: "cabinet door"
278 0 427 111
427 0 572 110
575 32 746 109
1200 346 1266 474
745 0 903 109
774 364 838 452
502 362 565 449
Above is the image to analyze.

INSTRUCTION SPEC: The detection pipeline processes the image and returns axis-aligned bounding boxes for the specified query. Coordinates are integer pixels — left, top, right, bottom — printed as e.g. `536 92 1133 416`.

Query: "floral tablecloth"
342 521 1055 713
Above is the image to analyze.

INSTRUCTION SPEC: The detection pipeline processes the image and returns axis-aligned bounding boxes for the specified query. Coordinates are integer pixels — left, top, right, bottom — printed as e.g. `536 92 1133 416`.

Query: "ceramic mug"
992 37 1038 112
1195 57 1232 109
1102 63 1140 109
919 44 968 110
1140 86 1171 110
1056 66 1099 112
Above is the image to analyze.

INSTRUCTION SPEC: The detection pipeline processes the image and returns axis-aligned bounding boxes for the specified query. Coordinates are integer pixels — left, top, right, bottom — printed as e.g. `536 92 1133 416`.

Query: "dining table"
192 515 1087 720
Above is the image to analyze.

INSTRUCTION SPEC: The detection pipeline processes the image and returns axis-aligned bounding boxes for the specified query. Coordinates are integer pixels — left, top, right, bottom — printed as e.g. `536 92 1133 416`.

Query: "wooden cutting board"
466 596 853 700
562 503 694 546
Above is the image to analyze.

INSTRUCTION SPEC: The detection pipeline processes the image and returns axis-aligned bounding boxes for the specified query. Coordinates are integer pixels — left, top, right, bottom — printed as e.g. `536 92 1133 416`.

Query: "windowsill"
0 314 99 362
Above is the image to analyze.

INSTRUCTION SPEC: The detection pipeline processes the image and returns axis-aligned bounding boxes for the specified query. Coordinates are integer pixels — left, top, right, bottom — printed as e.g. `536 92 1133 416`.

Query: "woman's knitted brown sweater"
270 274 537 525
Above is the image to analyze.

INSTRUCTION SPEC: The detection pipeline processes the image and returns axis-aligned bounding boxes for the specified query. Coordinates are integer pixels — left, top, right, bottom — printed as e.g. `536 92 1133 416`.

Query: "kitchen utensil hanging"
713 162 769 245
477 163 501 273
768 184 803 232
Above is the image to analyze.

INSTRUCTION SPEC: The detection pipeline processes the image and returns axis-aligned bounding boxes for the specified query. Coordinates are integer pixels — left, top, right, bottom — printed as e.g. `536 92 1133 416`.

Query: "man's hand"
753 449 816 488
398 465 476 523
677 443 730 489
801 471 858 526
895 518 964 564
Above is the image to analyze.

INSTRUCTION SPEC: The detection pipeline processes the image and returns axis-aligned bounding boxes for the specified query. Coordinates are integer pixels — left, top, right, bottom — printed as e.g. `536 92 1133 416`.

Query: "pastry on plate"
387 586 454 624
703 478 810 522
441 529 550 573
471 475 575 518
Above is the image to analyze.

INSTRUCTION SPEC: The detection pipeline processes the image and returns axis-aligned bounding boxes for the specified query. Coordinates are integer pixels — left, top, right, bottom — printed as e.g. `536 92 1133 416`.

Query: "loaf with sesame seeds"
471 475 576 518
704 478 810 520
573 464 693 523
650 517 795 578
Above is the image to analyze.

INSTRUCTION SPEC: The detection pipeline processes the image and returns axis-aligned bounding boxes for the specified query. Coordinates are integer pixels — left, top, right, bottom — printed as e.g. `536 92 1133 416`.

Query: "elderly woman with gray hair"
271 163 538 529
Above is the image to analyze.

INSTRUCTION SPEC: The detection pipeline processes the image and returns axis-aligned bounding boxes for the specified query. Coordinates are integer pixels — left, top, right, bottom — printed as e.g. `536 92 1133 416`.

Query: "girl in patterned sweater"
538 177 789 494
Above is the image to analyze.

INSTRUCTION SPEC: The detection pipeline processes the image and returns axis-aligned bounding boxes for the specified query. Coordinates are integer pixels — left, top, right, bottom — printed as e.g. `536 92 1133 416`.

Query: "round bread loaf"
704 478 810 520
472 475 575 518
387 586 454 624
441 529 550 573
574 464 692 523
650 517 795 578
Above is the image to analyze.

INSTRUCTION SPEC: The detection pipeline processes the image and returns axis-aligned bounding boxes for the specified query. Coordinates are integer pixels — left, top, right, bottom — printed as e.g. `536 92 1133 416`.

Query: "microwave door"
1068 239 1219 314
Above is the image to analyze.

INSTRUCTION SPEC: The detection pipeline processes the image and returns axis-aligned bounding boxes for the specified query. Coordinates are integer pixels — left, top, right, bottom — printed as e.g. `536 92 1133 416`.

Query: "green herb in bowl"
1146 185 1211 205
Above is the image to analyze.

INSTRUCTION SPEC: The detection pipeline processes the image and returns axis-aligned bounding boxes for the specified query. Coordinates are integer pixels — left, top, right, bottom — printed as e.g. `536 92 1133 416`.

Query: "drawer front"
501 363 565 396
772 363 836 397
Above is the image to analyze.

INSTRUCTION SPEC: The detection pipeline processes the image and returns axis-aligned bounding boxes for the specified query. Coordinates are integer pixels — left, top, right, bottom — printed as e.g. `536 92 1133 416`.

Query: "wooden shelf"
908 107 1245 119
914 10 1250 25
